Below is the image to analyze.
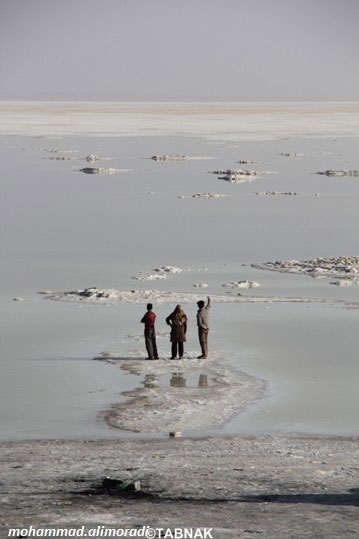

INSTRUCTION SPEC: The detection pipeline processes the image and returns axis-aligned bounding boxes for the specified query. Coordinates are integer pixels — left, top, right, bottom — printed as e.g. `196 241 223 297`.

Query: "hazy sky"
0 0 358 101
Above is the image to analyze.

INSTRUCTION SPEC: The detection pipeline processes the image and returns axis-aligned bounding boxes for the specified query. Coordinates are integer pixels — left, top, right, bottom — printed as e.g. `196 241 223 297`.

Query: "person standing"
141 303 159 360
166 305 187 359
197 296 211 359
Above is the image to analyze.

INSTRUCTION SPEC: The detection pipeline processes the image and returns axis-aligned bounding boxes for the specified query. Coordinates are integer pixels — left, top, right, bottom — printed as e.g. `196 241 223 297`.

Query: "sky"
0 0 358 101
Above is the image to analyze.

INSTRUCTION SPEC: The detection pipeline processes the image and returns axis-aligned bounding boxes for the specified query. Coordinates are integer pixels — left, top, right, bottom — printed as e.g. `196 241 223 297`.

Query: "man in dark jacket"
197 296 211 358
141 303 159 360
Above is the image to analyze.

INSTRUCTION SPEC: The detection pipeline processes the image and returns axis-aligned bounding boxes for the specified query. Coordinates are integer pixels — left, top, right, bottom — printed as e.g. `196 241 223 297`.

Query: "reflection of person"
197 296 211 359
141 303 159 360
170 372 187 388
144 374 157 388
198 374 208 388
166 305 187 359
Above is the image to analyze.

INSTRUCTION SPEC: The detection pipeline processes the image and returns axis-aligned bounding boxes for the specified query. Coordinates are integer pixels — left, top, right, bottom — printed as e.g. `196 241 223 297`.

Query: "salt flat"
0 102 358 443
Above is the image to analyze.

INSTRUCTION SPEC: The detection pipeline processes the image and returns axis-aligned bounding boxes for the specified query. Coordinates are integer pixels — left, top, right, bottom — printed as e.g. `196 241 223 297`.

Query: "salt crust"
254 191 302 196
38 288 358 309
178 193 227 199
316 170 359 177
96 351 266 433
252 256 359 280
131 266 205 281
150 155 215 161
79 167 132 174
223 281 260 289
279 152 304 157
210 169 275 184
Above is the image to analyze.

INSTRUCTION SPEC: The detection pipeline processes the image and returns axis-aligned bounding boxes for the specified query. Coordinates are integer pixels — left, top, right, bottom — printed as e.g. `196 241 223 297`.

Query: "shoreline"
1 434 358 538
96 353 267 435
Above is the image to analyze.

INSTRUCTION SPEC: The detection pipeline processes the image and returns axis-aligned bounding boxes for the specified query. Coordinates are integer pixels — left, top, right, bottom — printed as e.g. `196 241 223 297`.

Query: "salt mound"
330 279 353 287
153 266 184 274
254 191 302 196
223 281 260 289
210 169 274 183
316 170 359 177
48 156 73 161
279 152 304 157
85 154 100 163
132 273 167 281
38 288 359 309
79 167 131 174
191 193 227 199
150 155 215 161
252 256 359 280
150 155 187 161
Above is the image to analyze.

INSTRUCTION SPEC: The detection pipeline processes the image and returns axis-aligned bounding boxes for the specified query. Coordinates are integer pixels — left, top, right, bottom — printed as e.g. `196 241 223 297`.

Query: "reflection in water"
198 374 208 388
144 372 210 390
170 372 187 388
144 374 158 388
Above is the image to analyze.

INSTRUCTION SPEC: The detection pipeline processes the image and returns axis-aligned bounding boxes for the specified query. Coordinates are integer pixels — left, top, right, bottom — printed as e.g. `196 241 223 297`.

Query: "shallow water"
1 106 359 440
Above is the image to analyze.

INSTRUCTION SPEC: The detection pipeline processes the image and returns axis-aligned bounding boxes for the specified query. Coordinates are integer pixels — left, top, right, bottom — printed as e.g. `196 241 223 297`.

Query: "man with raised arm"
196 296 211 359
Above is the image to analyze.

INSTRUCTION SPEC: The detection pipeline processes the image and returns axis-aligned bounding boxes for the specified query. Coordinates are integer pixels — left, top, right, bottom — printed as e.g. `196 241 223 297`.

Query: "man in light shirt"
196 296 211 359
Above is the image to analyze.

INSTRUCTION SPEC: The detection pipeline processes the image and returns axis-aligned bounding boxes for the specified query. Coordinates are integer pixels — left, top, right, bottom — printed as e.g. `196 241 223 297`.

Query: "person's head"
197 300 205 309
174 304 182 313
147 303 153 311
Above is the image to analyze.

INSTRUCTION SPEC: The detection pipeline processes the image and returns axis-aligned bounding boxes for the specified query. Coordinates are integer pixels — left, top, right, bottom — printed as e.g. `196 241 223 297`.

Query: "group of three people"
141 296 211 360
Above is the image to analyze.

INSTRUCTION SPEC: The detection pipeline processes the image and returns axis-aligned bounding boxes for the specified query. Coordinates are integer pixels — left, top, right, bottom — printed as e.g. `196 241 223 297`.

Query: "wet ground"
1 435 358 538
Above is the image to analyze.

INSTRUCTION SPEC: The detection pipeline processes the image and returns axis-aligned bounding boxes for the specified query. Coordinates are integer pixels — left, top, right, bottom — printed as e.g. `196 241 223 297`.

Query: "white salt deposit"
253 257 359 280
2 102 359 142
150 154 187 161
100 353 266 433
38 288 358 309
132 273 167 281
47 156 74 161
330 279 353 287
178 193 227 199
192 283 208 288
223 281 261 289
153 266 185 274
85 154 100 163
191 193 227 199
150 154 216 161
254 191 302 196
79 167 132 174
210 169 275 184
279 152 304 157
316 170 359 177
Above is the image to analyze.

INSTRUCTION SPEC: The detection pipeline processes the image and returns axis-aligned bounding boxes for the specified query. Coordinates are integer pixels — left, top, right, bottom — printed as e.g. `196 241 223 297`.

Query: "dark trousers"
171 342 184 358
198 328 209 357
145 329 158 359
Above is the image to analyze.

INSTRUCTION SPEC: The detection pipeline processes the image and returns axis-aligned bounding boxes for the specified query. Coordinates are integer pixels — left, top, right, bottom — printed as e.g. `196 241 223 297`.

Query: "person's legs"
203 329 208 357
178 342 184 358
198 328 208 358
152 331 159 359
145 330 154 359
171 342 177 359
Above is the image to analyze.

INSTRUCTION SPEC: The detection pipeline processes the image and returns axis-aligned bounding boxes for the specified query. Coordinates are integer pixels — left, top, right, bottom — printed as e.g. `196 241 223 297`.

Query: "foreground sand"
1 435 358 538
